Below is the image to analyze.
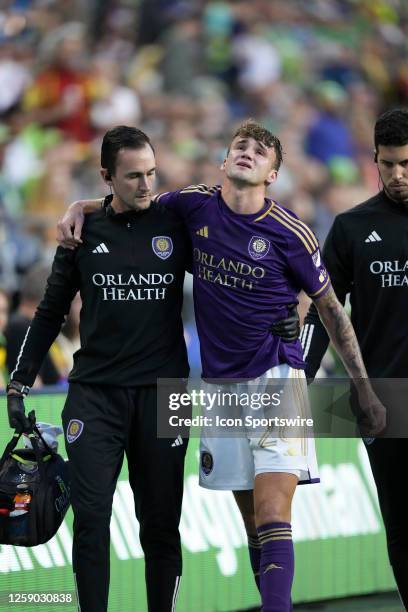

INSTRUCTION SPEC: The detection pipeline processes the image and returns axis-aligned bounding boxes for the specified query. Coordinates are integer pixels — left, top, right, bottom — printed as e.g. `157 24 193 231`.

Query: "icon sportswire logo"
365 231 382 243
92 243 109 253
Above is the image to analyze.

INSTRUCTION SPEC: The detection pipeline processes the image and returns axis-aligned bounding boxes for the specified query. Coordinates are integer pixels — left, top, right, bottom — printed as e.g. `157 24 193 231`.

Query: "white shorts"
199 364 319 490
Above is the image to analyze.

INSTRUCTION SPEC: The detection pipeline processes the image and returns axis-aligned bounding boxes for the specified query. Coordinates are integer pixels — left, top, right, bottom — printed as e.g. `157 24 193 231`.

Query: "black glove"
270 304 300 343
7 393 31 433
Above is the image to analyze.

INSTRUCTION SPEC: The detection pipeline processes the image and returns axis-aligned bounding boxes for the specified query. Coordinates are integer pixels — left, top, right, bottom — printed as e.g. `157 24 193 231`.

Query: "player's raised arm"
312 286 386 435
57 198 102 248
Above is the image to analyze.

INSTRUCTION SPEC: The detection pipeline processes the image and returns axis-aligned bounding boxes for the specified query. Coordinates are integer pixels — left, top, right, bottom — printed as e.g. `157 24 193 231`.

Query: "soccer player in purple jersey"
58 121 386 612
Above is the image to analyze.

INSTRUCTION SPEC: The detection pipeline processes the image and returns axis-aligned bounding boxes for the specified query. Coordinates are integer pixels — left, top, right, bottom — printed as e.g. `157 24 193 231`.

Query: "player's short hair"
374 108 408 151
101 126 155 176
230 120 283 171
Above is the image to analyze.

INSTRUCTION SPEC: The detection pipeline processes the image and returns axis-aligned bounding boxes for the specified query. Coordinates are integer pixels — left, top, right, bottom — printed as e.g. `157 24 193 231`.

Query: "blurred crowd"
1 0 407 385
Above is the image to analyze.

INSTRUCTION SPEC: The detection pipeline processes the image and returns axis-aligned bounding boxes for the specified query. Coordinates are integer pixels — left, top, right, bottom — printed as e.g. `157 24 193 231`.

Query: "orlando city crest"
248 235 270 260
152 236 173 260
66 419 84 443
201 451 214 476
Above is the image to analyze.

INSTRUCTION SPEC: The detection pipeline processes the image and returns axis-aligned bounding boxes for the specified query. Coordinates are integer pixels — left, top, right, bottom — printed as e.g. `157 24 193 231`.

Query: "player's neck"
221 181 266 215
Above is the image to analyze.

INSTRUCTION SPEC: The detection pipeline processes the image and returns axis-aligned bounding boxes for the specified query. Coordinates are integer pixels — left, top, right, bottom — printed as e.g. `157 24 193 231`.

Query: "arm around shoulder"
57 198 103 248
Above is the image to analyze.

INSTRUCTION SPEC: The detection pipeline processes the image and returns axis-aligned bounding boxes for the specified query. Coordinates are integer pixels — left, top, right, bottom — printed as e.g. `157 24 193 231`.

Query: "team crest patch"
152 236 173 259
201 451 213 476
66 419 84 443
248 236 270 260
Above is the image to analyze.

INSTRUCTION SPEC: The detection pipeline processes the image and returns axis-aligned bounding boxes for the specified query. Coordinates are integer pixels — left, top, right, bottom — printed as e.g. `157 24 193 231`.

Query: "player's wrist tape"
6 380 30 396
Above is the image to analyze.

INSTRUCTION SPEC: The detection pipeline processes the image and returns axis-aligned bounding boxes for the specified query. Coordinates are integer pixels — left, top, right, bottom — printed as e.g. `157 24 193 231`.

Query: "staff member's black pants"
62 383 188 612
365 439 408 609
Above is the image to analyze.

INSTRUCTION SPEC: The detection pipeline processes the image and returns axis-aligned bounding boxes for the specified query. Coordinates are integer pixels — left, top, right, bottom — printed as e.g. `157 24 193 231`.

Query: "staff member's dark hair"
374 108 408 161
101 126 155 177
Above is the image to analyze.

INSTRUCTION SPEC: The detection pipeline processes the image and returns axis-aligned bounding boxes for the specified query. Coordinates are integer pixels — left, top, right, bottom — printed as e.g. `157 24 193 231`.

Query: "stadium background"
0 0 407 610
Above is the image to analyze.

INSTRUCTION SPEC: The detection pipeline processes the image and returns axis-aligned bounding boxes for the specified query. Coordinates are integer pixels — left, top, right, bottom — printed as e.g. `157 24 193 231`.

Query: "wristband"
6 380 30 396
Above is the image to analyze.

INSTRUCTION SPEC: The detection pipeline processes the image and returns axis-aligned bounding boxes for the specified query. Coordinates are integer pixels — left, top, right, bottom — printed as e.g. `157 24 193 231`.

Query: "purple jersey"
155 185 330 378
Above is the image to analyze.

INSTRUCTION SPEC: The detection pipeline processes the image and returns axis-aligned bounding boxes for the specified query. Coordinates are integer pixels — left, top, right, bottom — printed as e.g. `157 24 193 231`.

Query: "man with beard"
302 107 408 608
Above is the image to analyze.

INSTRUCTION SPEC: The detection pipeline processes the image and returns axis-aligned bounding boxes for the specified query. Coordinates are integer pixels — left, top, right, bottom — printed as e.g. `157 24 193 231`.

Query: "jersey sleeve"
302 214 353 380
287 228 331 299
10 247 80 387
153 190 185 217
153 184 219 221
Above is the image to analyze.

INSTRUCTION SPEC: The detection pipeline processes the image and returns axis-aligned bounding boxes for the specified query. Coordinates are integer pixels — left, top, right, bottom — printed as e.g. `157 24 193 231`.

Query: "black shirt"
303 190 408 379
11 200 190 387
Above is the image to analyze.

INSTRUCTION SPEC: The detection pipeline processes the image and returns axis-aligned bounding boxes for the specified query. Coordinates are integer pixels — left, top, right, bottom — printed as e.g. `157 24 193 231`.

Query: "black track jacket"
303 190 408 379
11 199 190 387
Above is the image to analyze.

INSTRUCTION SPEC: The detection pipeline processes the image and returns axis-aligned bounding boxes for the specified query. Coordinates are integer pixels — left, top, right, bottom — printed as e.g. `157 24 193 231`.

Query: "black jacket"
6 313 60 384
11 200 190 387
303 190 408 379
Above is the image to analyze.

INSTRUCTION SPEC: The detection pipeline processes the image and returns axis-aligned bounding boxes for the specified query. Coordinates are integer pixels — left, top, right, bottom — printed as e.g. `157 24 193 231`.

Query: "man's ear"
265 169 278 186
220 158 227 171
100 168 112 184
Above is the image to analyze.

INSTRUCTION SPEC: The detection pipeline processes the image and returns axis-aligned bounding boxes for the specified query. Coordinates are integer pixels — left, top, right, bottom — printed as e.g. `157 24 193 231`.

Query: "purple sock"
257 522 294 612
247 534 261 591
